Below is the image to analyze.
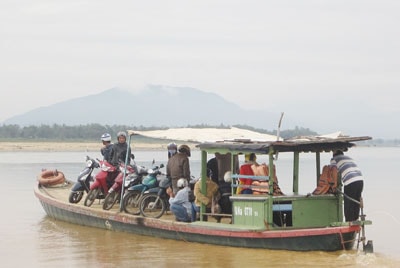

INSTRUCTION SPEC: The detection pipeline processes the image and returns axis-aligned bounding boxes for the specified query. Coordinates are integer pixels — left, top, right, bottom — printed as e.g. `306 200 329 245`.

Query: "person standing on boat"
167 144 191 194
167 178 194 222
100 133 113 162
109 131 132 166
207 154 219 184
330 150 364 222
167 142 178 159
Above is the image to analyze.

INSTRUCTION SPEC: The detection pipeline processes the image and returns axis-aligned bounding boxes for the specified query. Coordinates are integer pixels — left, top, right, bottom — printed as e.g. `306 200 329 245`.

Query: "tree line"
0 123 319 141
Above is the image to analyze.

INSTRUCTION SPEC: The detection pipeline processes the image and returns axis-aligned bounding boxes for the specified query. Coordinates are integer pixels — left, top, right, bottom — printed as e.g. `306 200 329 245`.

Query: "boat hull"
35 183 359 251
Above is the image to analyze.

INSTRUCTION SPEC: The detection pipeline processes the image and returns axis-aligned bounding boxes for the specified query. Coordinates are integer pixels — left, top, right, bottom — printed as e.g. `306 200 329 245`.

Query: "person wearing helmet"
178 144 191 157
167 144 191 194
218 171 233 215
167 142 177 159
166 178 194 222
109 131 132 166
100 133 113 162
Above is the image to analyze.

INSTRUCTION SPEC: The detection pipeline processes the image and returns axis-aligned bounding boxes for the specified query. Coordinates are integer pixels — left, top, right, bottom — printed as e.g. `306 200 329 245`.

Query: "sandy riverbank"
0 141 170 152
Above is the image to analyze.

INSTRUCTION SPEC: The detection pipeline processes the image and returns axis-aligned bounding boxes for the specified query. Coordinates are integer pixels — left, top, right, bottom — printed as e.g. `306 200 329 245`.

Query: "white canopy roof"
129 127 279 143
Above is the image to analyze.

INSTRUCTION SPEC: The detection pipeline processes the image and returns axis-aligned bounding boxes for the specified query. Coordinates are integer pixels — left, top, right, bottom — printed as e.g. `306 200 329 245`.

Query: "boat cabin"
196 136 371 229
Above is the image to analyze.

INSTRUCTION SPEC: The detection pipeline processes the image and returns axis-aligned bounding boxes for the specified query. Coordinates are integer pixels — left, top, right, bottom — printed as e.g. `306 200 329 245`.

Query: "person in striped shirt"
330 150 364 221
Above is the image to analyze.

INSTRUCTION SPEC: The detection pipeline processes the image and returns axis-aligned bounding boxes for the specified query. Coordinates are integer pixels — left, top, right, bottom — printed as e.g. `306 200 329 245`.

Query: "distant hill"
2 85 288 130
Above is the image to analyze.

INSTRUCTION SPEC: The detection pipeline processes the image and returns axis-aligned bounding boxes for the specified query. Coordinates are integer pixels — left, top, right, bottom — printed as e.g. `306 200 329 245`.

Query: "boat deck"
39 181 231 224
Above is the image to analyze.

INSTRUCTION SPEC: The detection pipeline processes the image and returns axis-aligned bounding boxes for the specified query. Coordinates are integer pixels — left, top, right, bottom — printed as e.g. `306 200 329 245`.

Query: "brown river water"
1 147 400 267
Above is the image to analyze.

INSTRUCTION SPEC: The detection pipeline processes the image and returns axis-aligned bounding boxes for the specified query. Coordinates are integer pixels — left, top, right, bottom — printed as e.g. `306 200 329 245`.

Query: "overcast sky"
1 1 399 138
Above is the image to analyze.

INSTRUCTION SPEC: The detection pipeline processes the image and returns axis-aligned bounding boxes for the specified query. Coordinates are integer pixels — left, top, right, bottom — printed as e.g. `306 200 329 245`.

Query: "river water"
1 147 400 267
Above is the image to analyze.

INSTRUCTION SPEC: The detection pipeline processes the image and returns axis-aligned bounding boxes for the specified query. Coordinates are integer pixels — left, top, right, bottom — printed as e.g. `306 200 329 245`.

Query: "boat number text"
234 206 258 217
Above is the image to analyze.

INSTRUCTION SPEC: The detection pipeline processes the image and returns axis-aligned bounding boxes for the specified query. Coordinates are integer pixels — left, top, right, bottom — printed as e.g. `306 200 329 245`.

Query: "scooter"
139 175 170 218
122 163 164 215
68 156 100 204
102 159 148 210
84 159 119 207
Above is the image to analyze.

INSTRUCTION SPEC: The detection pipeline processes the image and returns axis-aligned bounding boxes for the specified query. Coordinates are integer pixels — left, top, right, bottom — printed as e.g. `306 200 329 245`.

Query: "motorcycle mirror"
159 163 164 168
131 154 135 160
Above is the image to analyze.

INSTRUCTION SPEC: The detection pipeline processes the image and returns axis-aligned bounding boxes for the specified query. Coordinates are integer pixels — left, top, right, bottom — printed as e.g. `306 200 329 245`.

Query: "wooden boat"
34 132 373 252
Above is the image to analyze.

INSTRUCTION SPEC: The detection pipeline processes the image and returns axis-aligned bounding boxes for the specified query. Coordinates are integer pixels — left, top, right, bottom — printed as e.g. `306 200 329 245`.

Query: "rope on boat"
336 188 374 253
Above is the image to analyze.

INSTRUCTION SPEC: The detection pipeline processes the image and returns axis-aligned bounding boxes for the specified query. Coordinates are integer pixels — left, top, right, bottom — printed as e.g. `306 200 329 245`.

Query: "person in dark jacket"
109 131 132 166
100 133 113 162
218 171 232 214
167 144 191 194
207 154 219 184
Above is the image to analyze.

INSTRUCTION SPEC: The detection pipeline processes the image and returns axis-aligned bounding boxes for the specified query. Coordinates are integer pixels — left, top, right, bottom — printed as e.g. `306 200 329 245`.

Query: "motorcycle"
102 159 148 210
84 159 119 207
139 175 198 218
68 156 100 204
139 175 171 218
122 163 164 215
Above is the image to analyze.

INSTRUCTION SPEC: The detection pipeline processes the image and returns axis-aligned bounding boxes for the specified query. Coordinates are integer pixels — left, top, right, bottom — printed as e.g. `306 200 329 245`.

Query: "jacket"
166 152 190 180
194 178 219 208
109 142 131 166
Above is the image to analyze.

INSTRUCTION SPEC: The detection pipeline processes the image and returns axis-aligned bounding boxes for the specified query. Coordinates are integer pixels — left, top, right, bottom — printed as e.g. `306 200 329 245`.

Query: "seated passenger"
218 171 233 214
251 164 269 194
194 168 220 220
237 153 258 194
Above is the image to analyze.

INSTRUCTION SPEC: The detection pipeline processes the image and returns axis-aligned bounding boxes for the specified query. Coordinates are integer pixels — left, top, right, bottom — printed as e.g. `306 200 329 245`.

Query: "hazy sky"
1 1 399 138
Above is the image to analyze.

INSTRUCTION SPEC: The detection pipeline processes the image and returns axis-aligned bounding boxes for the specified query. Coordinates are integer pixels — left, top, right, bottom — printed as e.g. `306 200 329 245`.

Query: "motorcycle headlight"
86 160 93 167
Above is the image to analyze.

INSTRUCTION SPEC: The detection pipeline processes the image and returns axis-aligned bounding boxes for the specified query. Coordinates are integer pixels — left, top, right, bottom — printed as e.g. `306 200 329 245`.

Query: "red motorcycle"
84 159 119 207
102 161 147 210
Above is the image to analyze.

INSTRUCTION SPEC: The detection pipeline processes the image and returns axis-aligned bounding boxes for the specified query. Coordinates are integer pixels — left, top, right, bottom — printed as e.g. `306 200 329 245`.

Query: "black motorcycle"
68 156 100 203
138 175 197 218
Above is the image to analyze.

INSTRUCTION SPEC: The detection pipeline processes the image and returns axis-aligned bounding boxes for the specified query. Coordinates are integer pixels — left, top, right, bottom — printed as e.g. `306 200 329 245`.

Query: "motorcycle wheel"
122 190 142 215
139 193 166 219
69 191 84 204
84 188 100 207
103 191 119 210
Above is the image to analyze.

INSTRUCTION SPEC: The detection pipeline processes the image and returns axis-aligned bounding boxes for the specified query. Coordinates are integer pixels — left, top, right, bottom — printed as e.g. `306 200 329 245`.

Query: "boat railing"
230 173 270 193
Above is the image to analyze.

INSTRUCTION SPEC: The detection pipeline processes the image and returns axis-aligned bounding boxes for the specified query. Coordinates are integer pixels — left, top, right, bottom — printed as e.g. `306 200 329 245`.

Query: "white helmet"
101 133 111 142
177 178 188 188
224 171 232 183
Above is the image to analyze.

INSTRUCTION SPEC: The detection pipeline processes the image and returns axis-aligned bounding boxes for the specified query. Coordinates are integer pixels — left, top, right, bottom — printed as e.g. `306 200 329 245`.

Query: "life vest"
250 164 284 196
312 165 338 195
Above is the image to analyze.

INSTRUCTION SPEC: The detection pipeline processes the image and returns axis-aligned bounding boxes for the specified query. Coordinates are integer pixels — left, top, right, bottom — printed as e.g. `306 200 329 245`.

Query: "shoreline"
0 141 169 152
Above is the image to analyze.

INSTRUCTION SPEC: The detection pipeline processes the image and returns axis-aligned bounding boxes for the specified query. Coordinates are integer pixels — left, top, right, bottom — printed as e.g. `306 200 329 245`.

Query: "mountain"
2 86 285 130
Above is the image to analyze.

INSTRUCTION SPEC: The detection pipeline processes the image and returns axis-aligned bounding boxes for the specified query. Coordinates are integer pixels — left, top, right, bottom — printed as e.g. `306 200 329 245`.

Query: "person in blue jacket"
167 178 194 222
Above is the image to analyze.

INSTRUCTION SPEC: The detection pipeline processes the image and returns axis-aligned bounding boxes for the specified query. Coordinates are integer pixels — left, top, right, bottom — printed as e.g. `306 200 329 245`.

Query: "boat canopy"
129 127 278 143
197 136 372 154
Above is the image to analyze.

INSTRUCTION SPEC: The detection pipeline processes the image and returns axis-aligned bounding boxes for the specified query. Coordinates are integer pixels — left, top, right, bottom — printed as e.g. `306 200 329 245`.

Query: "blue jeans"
170 204 191 222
